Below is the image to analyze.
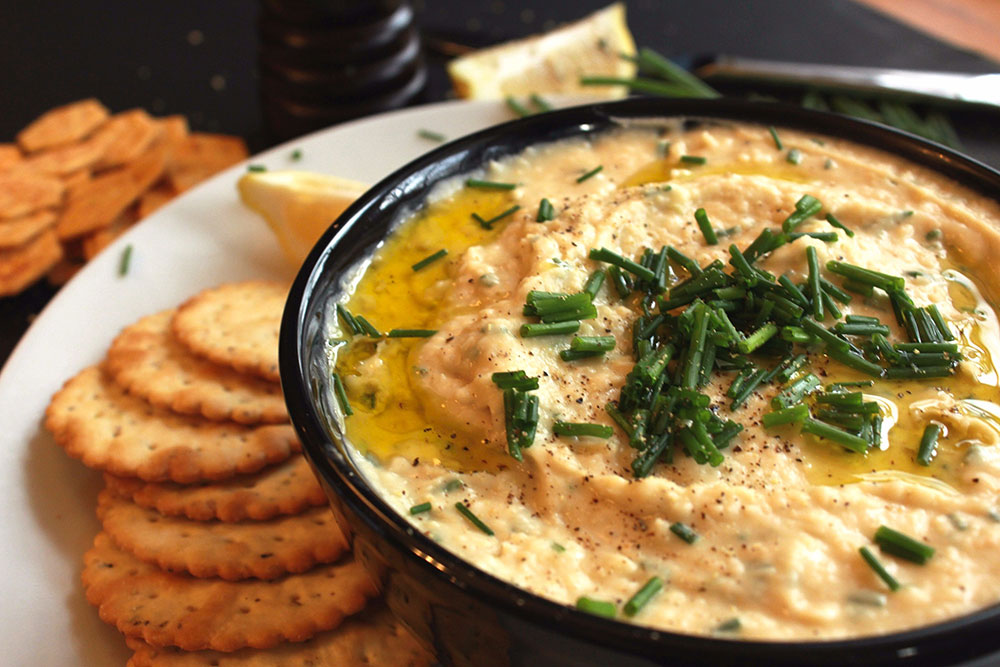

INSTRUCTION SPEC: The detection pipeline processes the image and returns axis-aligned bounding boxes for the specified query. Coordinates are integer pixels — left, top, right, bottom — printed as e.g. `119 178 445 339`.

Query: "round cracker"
45 366 299 483
124 604 432 666
105 309 288 425
103 455 326 522
83 532 377 652
172 281 287 382
98 490 349 581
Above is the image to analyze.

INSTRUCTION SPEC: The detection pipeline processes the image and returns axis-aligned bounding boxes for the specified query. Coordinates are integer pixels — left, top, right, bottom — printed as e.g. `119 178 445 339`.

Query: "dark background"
2 0 999 364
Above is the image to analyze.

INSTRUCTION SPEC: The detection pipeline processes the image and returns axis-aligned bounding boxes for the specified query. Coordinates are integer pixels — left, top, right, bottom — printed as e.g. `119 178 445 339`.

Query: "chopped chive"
355 315 382 338
695 208 718 245
409 502 432 515
387 329 437 338
583 270 605 299
917 423 941 466
807 246 824 320
247 164 266 172
553 422 614 438
926 304 954 341
474 204 522 229
492 371 539 391
763 403 809 428
559 348 604 361
789 231 838 242
786 148 803 165
680 155 707 165
505 96 532 117
802 418 869 453
875 525 935 564
894 342 959 353
826 261 905 292
860 546 901 591
782 194 823 232
800 317 849 351
589 247 656 282
825 212 855 237
728 244 759 286
624 576 663 616
834 323 890 337
332 372 353 416
520 320 580 337
632 47 722 97
768 125 783 150
581 75 705 97
290 148 302 160
417 129 446 142
455 502 494 535
576 165 604 183
670 522 699 544
666 246 702 276
336 304 362 335
884 366 954 380
737 322 778 354
827 347 884 377
466 178 517 190
529 93 552 112
536 198 556 222
570 335 616 352
716 618 742 633
118 244 133 276
412 249 448 271
772 373 822 408
819 278 852 304
576 596 616 618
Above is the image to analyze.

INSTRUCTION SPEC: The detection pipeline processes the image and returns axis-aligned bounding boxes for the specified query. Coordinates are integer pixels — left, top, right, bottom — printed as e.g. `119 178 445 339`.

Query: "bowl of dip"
280 98 1000 666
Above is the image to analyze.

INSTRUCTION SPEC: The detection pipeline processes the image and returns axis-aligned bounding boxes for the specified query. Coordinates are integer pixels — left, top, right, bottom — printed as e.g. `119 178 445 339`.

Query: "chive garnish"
763 403 809 428
716 618 742 633
624 576 663 616
824 212 854 237
553 422 614 438
537 198 556 222
520 321 580 337
387 329 437 338
782 194 823 233
505 96 532 117
768 126 783 150
247 164 266 172
786 148 803 165
576 596 617 618
669 522 698 544
412 249 447 271
492 371 539 391
802 418 869 453
583 270 605 299
355 315 381 338
465 178 517 190
860 546 901 591
695 208 718 245
474 204 522 229
875 526 935 564
569 335 616 352
589 247 657 282
530 93 552 112
118 244 133 277
332 372 353 416
409 502 432 515
417 129 446 142
454 502 494 535
680 155 706 165
290 148 302 160
826 260 905 292
336 304 362 335
576 165 604 183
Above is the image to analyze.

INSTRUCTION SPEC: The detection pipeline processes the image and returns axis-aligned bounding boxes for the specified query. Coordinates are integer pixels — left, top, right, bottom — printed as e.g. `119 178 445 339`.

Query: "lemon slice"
448 3 637 100
238 170 369 265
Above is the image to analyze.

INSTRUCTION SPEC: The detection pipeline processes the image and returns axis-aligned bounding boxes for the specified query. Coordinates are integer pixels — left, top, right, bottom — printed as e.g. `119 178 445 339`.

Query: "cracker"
98 490 348 581
167 133 248 193
172 282 287 382
124 604 432 667
0 208 56 248
46 256 84 286
159 115 190 146
105 309 288 424
56 142 166 239
82 532 377 652
0 171 64 218
0 228 63 296
17 98 109 153
0 143 23 171
45 366 299 483
103 455 327 522
15 137 106 176
92 109 164 170
137 182 175 219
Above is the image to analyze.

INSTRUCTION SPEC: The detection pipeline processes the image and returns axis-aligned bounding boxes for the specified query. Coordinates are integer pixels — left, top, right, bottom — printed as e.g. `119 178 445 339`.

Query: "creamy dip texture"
331 121 1000 640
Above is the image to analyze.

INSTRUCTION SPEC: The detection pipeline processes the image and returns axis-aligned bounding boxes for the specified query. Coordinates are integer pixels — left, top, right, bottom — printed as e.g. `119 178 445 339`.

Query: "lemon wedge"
238 170 369 265
447 3 637 100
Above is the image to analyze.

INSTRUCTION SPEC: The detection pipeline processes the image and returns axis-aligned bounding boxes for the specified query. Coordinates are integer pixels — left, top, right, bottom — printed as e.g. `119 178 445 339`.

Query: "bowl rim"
280 97 1000 663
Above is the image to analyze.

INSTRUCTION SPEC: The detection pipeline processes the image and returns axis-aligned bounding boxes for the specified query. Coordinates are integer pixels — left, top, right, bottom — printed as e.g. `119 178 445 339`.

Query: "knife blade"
695 56 1000 110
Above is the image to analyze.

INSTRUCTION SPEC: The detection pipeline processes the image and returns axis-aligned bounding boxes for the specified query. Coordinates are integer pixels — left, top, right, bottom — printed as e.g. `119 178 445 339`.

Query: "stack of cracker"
44 281 431 666
1 99 249 295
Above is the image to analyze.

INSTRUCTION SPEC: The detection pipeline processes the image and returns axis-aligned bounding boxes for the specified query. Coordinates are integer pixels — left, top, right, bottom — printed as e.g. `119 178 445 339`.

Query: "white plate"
0 98 592 665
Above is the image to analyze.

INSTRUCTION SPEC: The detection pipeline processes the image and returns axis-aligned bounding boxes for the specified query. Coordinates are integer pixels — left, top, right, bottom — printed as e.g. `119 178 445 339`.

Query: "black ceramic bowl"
280 98 1000 666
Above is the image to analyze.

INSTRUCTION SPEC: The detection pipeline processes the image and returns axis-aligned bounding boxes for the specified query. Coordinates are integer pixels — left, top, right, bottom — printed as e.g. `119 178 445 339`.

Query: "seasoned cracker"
105 309 288 424
0 171 64 218
104 455 326 522
16 137 106 176
45 366 299 483
92 109 164 170
98 490 348 580
62 167 91 191
172 282 287 382
0 208 56 248
167 133 248 193
17 98 109 152
0 144 23 170
0 228 63 296
137 183 175 219
56 142 166 239
124 604 432 666
159 115 190 146
82 532 377 652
